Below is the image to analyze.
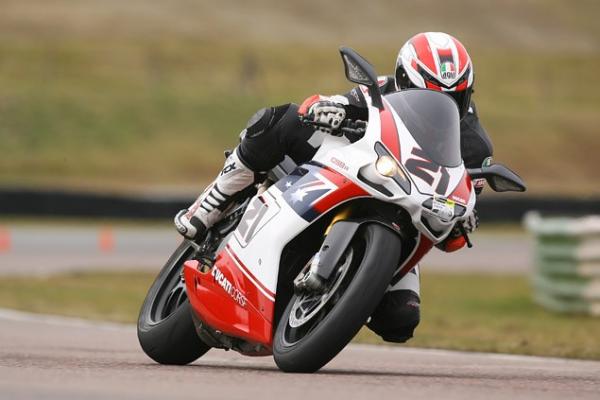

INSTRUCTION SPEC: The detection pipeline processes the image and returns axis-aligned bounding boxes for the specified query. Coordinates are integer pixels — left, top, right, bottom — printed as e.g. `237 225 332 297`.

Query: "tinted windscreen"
385 89 461 167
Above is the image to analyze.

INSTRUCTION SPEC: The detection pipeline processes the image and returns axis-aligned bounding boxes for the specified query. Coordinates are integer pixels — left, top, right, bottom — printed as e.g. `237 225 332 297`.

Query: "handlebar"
299 116 367 142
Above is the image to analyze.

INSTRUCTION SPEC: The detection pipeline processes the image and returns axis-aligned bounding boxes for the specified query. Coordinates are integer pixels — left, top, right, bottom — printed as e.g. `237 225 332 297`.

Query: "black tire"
137 240 211 365
273 224 402 373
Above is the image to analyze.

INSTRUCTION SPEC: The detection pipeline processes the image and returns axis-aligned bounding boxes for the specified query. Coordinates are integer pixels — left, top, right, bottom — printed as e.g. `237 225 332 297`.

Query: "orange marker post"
0 227 10 253
99 226 115 253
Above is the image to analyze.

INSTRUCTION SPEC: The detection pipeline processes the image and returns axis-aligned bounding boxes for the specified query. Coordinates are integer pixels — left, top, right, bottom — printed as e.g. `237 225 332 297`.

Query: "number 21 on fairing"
234 195 281 247
405 147 450 195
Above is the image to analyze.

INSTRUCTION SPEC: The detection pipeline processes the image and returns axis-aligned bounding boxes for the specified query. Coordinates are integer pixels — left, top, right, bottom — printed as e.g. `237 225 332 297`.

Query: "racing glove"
298 95 346 135
463 209 479 234
437 209 479 252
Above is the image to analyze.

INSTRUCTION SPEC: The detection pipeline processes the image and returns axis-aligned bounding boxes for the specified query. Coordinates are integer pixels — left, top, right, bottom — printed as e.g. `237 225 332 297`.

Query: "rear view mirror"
340 53 374 86
467 163 527 193
339 47 384 110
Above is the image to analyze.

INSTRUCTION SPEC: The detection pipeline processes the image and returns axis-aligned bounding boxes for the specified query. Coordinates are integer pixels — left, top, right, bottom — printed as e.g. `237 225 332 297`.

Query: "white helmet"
395 32 474 118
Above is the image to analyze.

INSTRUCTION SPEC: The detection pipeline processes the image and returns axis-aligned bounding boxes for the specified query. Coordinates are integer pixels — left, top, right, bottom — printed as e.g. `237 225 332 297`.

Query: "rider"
174 32 493 343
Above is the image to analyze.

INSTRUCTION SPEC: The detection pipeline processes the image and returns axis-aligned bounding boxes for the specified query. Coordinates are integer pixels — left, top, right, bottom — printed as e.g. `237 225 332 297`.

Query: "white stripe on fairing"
225 247 276 302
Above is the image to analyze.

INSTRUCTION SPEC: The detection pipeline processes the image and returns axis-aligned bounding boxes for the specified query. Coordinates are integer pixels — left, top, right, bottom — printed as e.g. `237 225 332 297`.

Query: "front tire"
137 241 211 365
273 224 401 373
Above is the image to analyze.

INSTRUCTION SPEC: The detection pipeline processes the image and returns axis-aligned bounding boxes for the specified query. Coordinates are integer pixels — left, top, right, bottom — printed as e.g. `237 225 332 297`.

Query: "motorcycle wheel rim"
282 245 359 347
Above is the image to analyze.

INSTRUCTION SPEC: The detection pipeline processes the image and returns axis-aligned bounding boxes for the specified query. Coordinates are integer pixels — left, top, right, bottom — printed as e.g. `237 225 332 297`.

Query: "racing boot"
174 148 255 241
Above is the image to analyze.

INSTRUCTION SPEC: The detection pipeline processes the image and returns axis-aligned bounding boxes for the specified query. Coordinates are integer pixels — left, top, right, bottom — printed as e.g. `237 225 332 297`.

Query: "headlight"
371 142 412 195
375 155 398 177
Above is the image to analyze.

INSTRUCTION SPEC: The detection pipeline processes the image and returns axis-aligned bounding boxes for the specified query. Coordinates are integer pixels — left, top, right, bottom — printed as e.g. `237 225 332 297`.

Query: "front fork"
294 207 355 293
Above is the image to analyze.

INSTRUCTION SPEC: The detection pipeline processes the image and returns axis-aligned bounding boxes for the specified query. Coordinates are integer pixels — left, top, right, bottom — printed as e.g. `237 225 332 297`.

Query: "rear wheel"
137 241 211 365
273 224 401 373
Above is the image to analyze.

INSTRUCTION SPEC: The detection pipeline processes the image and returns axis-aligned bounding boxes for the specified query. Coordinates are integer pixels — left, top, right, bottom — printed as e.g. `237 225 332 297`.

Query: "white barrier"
525 213 600 316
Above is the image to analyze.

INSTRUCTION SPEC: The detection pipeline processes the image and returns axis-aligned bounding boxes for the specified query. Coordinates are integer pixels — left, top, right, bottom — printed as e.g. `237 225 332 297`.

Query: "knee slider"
367 290 420 343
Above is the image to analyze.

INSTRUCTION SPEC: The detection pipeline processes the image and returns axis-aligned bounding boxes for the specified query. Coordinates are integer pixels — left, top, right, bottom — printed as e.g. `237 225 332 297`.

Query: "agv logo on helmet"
440 62 456 81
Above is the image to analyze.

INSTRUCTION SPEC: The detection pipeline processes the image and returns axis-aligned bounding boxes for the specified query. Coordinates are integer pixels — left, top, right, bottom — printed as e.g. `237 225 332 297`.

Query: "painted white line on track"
348 343 600 366
1 307 599 368
0 307 134 332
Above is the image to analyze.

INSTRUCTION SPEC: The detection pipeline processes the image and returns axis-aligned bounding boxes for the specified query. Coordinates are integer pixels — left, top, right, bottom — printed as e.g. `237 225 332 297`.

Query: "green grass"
1 270 599 360
0 271 154 323
0 1 598 194
358 272 600 359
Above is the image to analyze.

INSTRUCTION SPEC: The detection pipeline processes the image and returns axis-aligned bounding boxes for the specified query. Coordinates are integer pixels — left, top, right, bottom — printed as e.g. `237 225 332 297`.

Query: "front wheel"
273 224 402 373
137 240 211 365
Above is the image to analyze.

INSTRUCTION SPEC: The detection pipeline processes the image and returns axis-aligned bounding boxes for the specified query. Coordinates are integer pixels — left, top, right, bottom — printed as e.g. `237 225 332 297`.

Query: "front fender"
313 217 403 281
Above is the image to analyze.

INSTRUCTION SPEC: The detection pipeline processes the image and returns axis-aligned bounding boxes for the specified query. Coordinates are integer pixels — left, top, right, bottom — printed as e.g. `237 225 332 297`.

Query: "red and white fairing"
313 86 475 239
185 86 475 349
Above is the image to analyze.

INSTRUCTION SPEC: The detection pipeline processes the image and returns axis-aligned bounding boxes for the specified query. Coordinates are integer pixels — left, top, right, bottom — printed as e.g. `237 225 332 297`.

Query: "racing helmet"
395 32 474 119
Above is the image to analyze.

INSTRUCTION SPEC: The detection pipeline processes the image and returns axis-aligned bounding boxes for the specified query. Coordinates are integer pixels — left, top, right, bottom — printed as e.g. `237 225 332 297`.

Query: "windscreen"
384 89 461 167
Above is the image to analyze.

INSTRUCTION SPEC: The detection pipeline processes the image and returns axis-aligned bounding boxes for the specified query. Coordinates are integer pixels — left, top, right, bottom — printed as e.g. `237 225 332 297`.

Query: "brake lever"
340 127 365 142
458 224 473 248
299 116 331 129
300 117 366 141
298 117 340 136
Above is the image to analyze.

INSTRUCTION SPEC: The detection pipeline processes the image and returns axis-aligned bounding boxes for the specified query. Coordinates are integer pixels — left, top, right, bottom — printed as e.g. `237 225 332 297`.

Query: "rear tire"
273 224 401 373
137 241 211 365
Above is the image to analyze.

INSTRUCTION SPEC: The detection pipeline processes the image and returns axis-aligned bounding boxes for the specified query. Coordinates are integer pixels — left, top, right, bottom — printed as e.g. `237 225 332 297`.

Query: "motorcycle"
137 47 526 373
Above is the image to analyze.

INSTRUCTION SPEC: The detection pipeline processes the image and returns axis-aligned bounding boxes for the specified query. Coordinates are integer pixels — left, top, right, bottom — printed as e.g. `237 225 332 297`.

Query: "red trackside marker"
99 227 115 253
0 227 11 253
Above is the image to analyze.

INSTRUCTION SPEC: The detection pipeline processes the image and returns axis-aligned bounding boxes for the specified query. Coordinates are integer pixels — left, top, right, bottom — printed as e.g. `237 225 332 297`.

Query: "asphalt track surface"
0 226 532 275
1 308 599 400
